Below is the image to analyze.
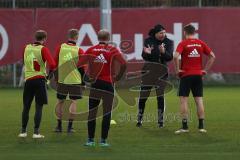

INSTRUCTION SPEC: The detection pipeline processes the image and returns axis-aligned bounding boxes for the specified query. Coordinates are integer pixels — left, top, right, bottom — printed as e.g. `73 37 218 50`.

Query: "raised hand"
159 43 166 54
143 44 152 54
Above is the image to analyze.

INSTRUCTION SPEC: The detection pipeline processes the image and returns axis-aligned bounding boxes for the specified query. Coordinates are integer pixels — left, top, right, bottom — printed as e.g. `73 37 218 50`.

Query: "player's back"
177 38 211 77
57 42 82 84
85 43 120 83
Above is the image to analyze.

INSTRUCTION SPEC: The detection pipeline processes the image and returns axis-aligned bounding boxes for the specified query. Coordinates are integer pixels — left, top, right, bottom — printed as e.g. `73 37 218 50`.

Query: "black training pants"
87 79 114 140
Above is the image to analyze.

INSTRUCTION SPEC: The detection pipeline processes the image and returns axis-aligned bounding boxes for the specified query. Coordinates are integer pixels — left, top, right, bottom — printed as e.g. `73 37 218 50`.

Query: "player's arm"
203 51 216 74
22 46 27 65
202 42 216 74
42 47 56 79
173 51 181 75
54 46 61 68
77 48 86 85
51 46 61 81
77 49 91 67
113 49 127 81
173 42 184 76
77 48 96 82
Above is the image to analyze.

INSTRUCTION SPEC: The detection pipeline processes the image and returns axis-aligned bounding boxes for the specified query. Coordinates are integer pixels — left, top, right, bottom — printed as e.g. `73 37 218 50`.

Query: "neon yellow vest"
58 43 82 84
24 44 46 80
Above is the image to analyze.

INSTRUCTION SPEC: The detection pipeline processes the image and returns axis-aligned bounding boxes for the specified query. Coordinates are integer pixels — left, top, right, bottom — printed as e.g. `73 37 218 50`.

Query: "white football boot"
175 129 189 134
18 133 27 138
199 129 207 133
32 134 45 139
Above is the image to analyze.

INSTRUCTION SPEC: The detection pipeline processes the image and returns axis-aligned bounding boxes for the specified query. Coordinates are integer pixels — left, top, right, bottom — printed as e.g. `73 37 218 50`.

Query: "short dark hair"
184 24 196 35
68 29 79 39
98 29 110 42
35 30 47 41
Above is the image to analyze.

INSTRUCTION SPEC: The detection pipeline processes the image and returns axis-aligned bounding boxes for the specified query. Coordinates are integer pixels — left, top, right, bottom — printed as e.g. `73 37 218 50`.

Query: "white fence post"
12 0 16 88
100 0 112 36
198 0 202 7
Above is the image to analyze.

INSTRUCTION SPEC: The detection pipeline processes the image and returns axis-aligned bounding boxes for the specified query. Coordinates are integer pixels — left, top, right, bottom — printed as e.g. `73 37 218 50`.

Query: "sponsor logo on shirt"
94 53 107 63
93 48 109 52
188 49 200 57
187 44 202 47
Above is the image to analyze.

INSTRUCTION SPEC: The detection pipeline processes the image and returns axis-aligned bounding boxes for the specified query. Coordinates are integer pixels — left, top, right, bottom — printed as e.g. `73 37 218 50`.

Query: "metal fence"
1 0 240 8
0 63 22 87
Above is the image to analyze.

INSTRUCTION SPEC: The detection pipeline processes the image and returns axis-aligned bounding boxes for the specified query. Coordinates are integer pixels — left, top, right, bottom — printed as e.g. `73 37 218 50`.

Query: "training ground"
0 86 239 160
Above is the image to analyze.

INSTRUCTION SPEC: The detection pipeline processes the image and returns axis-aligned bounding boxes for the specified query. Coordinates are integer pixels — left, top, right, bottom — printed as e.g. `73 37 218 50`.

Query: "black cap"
154 24 165 33
148 24 165 37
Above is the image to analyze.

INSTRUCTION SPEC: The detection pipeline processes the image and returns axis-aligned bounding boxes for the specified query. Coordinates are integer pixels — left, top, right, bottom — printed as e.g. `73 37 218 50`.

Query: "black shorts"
23 78 48 106
178 75 203 97
57 83 83 100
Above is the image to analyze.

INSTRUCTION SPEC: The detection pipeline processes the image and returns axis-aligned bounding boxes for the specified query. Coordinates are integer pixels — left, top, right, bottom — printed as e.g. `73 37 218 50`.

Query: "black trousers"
87 79 114 140
138 79 166 124
22 78 47 133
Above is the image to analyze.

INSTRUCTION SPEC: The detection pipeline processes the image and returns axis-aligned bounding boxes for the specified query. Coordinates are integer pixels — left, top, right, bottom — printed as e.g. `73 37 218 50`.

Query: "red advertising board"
0 8 240 73
0 9 34 65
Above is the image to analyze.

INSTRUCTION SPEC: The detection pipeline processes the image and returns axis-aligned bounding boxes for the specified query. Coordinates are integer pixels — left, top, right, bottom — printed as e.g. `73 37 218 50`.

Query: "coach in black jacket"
137 24 173 128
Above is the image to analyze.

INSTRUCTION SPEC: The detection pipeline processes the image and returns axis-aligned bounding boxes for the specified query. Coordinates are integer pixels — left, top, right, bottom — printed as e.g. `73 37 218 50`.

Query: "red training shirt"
81 43 126 83
176 38 212 78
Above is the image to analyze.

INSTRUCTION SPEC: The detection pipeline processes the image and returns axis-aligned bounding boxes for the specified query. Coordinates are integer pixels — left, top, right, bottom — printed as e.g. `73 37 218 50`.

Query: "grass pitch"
0 86 240 160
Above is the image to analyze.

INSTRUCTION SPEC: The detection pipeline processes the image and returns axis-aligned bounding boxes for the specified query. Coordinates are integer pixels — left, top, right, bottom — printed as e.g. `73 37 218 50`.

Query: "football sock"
88 138 94 142
100 138 106 143
68 119 73 130
198 119 204 129
34 128 39 134
21 128 26 133
182 119 188 129
57 119 62 129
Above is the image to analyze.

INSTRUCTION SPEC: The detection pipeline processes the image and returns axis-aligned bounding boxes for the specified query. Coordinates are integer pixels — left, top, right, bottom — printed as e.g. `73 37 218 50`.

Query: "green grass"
0 86 240 160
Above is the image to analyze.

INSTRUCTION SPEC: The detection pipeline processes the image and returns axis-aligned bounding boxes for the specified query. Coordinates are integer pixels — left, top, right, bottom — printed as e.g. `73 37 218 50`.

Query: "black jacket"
142 36 173 65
